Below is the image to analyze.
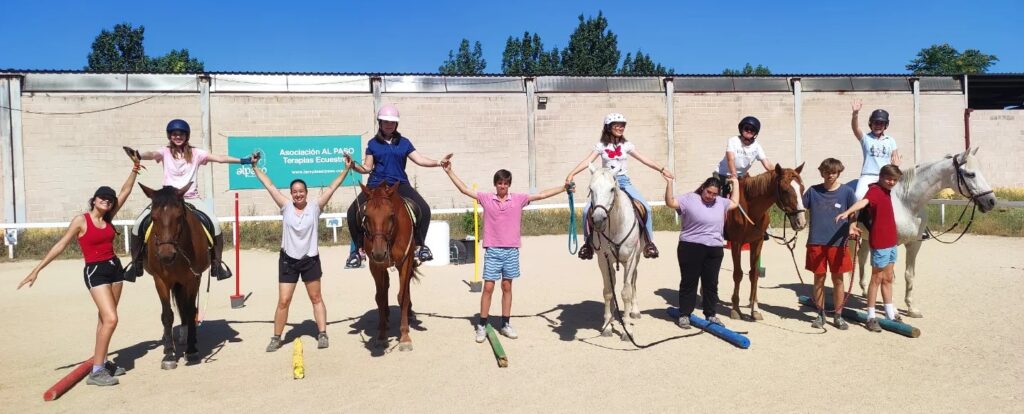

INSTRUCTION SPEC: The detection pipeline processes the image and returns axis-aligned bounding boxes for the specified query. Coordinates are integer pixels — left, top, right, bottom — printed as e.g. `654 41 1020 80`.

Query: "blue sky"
0 0 1018 74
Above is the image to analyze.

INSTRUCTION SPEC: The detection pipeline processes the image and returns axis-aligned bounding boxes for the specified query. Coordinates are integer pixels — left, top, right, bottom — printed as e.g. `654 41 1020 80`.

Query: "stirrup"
345 253 362 269
212 261 232 280
417 246 434 262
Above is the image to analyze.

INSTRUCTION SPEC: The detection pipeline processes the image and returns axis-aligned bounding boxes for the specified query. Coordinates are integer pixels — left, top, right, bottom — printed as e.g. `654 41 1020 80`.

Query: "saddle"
357 196 421 227
140 204 215 247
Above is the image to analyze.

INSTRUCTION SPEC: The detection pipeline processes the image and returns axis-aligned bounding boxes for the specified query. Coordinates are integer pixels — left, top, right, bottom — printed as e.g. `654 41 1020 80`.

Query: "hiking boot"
498 324 518 339
577 243 594 260
416 245 434 262
104 361 126 377
317 332 329 349
86 369 119 386
811 313 825 329
266 336 283 352
345 252 362 269
706 316 724 326
211 261 232 281
474 324 487 343
643 243 659 259
865 318 882 333
677 316 691 329
834 315 849 330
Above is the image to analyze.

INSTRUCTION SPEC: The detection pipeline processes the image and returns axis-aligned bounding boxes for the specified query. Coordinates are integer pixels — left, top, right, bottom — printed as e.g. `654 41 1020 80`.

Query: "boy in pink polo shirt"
442 161 566 342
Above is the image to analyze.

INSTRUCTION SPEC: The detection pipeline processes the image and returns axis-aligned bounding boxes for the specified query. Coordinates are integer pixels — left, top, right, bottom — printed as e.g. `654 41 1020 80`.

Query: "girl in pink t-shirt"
442 161 565 343
124 119 254 281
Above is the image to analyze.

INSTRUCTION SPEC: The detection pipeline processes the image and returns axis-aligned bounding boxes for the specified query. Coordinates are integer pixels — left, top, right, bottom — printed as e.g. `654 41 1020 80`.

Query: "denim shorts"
870 246 898 268
482 247 521 281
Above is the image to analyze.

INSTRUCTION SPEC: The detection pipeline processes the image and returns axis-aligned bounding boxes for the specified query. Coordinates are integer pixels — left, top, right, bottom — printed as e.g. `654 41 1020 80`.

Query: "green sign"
227 135 363 190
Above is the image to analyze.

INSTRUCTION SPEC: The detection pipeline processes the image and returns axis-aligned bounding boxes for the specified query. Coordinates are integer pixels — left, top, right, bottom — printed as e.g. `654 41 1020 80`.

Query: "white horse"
585 166 643 340
853 147 996 317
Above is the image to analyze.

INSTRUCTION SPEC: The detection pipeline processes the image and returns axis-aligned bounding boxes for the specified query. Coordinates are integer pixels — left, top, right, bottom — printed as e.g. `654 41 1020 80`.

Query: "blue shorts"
482 247 521 281
870 246 898 268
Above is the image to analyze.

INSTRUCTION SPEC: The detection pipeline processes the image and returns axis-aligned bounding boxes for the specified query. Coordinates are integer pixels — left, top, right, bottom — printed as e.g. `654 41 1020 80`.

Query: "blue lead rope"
567 182 579 254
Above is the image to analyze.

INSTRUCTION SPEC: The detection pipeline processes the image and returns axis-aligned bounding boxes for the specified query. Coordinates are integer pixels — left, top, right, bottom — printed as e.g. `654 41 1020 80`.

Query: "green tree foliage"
439 39 487 75
502 32 563 75
560 12 620 75
906 43 998 75
722 63 772 76
619 51 673 75
85 23 204 73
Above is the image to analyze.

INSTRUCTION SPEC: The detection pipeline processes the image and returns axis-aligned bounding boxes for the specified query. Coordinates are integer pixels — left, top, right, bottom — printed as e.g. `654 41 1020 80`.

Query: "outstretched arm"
836 199 869 223
112 166 140 217
251 153 289 209
851 100 864 141
318 162 352 210
528 184 566 202
206 153 251 164
629 148 675 180
663 175 679 210
565 151 600 187
725 177 741 211
441 161 477 200
408 151 452 168
17 216 86 289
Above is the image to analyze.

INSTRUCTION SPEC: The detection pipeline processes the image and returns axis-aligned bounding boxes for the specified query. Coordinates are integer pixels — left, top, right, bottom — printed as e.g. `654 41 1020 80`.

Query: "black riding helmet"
166 119 191 138
869 109 890 125
738 116 761 136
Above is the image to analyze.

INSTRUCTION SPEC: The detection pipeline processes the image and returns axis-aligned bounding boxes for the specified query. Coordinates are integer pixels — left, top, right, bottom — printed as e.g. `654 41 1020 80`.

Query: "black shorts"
279 250 323 284
83 257 125 289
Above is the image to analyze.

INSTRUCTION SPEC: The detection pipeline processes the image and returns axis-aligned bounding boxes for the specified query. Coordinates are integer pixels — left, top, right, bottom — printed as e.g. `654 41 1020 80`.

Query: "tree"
149 49 204 73
85 23 205 73
722 63 772 76
906 43 998 75
85 23 148 72
502 32 563 75
619 50 673 75
560 12 620 75
439 39 487 75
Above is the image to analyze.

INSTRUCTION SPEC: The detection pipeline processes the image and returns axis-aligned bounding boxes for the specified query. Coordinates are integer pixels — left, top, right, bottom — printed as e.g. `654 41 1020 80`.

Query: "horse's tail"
411 260 423 283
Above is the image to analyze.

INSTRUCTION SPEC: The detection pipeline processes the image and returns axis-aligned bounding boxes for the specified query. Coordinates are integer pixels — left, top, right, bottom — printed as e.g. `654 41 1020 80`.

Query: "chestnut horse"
725 164 807 321
140 184 208 369
359 183 420 351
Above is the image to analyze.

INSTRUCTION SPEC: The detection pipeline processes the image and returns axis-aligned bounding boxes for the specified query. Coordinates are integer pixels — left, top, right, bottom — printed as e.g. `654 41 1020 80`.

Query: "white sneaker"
474 324 487 343
499 324 518 339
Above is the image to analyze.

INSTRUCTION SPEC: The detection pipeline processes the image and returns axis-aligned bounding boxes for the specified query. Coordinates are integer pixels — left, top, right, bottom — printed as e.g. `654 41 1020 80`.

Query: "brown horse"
725 164 807 321
140 184 209 369
359 183 420 351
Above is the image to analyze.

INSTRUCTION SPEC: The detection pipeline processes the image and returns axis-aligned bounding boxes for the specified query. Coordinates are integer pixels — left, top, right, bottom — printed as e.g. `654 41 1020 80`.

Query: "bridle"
150 201 202 277
952 153 993 202
361 191 414 268
924 154 993 243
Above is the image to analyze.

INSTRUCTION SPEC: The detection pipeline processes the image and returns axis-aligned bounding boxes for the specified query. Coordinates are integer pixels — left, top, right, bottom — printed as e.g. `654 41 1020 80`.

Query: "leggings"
676 240 725 318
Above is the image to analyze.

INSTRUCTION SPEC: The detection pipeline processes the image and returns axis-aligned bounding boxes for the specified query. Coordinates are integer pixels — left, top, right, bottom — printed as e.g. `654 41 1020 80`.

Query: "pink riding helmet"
377 104 400 122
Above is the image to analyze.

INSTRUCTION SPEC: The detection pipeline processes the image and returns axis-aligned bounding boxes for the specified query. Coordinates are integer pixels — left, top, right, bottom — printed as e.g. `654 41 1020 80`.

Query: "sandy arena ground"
1 232 1022 412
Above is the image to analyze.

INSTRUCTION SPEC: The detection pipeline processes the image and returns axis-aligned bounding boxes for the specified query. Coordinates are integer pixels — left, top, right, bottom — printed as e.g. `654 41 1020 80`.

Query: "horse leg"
371 270 389 348
184 284 200 362
749 241 763 321
396 262 414 352
858 232 870 292
626 255 642 320
729 247 744 320
904 241 924 318
598 255 615 337
154 278 178 370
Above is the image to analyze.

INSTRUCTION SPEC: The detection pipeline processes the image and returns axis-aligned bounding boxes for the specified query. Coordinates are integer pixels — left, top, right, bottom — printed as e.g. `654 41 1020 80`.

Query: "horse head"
360 182 400 264
586 166 619 232
773 163 808 230
140 183 191 266
952 147 996 212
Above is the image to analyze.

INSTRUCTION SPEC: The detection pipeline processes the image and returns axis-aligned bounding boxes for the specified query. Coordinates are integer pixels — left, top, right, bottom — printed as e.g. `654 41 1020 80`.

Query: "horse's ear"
140 183 155 199
587 163 597 174
175 183 191 199
359 183 368 194
387 182 400 195
795 162 805 174
774 163 783 176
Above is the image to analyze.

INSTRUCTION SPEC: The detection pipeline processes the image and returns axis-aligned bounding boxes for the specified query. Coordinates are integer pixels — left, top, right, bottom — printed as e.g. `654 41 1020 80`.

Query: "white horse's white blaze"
587 167 643 340
855 147 996 317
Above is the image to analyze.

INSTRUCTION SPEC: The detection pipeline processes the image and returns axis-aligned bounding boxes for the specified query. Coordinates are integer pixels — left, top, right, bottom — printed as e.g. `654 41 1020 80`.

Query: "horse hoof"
186 352 200 363
372 339 388 349
730 310 742 320
907 309 924 318
398 342 413 352
161 360 178 370
752 311 764 321
629 312 642 319
600 328 614 337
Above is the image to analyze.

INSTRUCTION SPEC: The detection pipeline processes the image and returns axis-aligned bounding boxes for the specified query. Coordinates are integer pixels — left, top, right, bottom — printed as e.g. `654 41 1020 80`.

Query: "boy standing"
835 165 903 332
442 162 566 342
803 158 858 330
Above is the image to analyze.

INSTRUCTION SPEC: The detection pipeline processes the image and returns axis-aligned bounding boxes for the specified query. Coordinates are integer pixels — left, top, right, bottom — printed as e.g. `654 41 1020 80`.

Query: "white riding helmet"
604 113 627 125
377 104 400 122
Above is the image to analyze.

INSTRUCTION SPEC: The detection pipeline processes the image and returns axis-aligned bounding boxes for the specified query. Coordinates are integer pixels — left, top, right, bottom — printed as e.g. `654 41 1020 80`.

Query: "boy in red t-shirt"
835 164 903 332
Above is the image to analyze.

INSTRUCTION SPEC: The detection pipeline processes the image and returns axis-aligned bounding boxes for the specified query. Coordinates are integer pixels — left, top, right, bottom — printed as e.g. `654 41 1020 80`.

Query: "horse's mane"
151 186 183 208
740 170 778 199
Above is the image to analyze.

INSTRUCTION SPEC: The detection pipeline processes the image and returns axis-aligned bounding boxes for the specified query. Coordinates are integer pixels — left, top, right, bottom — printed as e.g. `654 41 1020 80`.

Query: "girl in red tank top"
18 166 138 386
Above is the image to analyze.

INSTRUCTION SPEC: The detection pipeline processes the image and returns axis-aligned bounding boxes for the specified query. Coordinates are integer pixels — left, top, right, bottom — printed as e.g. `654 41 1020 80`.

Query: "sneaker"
577 244 594 260
865 318 882 333
677 316 691 329
643 243 660 259
833 315 849 330
104 361 126 376
474 324 487 343
265 336 283 352
811 313 825 329
416 245 434 262
345 252 362 269
706 316 724 326
498 324 518 339
317 332 329 349
86 369 119 386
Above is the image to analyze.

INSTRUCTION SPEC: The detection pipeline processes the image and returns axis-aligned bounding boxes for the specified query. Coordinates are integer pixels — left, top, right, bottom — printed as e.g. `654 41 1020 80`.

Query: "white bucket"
423 221 450 266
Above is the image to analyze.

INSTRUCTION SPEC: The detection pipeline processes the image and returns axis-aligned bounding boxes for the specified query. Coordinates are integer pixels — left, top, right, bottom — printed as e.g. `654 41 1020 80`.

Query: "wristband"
240 157 253 165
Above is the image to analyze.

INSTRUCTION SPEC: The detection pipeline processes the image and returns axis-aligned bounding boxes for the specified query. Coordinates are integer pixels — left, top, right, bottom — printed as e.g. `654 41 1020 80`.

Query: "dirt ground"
1 232 1022 413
